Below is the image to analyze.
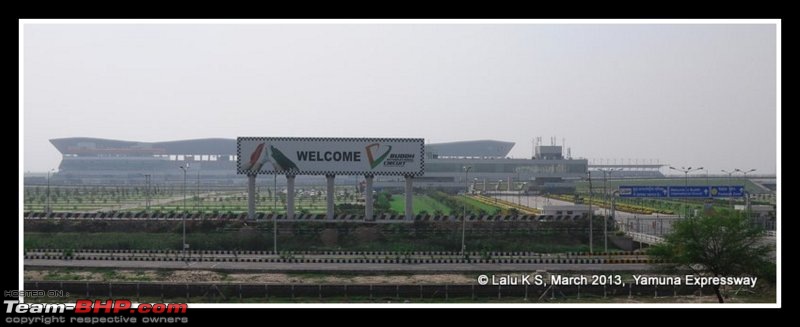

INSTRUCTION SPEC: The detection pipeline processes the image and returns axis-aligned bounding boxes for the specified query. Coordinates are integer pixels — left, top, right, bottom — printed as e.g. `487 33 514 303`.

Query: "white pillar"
405 175 413 221
247 174 256 220
326 174 335 220
286 174 295 220
365 175 374 220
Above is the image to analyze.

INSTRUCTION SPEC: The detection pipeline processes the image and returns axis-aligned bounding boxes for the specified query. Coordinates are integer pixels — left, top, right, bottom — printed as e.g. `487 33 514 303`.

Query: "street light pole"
195 171 200 213
462 166 471 256
517 170 522 206
46 169 54 214
596 168 621 253
496 180 502 204
738 168 756 178
144 174 151 212
602 170 607 253
736 168 757 188
525 183 529 207
669 166 703 218
669 166 703 187
179 164 189 258
587 170 593 254
274 173 278 254
522 182 528 208
610 190 621 235
735 168 756 215
722 169 736 207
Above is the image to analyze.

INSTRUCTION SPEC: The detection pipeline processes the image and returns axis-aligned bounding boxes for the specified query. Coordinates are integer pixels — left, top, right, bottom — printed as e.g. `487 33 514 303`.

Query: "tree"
649 210 773 303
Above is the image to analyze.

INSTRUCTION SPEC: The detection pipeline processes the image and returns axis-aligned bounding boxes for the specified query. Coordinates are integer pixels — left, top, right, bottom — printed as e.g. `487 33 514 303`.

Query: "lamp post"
516 171 521 206
274 173 278 254
597 168 622 253
195 171 200 213
669 166 704 186
722 169 737 207
737 168 756 178
462 166 471 256
523 182 528 208
46 169 55 214
496 180 503 204
144 174 151 212
734 168 756 216
587 170 593 254
179 163 189 257
669 166 703 218
610 190 620 233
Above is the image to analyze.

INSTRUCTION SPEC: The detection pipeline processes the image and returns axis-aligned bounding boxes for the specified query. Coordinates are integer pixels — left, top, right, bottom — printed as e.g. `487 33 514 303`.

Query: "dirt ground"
25 268 474 284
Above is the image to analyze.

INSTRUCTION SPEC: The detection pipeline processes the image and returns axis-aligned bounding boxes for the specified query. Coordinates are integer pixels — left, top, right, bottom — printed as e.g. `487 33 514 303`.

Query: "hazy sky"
22 22 778 174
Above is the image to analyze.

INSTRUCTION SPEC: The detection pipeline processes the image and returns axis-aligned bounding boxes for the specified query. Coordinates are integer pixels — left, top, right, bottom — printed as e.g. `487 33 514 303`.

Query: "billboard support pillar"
326 174 335 220
365 175 374 221
247 174 256 220
405 175 414 221
286 174 295 219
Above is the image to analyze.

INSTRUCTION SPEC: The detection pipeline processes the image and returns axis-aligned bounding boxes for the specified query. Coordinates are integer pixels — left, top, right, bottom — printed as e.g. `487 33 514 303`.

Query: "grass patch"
459 197 502 213
389 195 452 214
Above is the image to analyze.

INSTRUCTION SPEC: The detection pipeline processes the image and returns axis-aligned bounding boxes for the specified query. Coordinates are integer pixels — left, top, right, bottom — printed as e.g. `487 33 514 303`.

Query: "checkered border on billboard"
237 137 425 176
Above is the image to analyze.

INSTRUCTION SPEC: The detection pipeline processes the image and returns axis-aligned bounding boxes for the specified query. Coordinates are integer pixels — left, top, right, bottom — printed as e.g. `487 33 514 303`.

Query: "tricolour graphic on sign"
366 143 392 169
237 137 424 176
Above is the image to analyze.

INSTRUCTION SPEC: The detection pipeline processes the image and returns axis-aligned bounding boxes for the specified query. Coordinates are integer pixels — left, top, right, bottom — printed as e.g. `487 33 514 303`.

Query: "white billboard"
237 137 424 176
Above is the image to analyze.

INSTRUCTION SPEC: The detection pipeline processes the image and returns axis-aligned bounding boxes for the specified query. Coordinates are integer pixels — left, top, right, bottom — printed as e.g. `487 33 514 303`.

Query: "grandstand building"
379 140 587 192
47 137 657 192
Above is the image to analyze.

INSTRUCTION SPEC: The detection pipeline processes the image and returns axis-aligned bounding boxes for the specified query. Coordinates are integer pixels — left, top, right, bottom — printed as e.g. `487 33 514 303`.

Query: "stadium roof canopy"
425 140 514 158
50 137 237 155
50 137 515 157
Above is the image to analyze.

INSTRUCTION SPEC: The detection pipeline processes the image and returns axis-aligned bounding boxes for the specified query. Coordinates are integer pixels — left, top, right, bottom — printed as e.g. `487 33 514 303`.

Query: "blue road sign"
710 186 745 197
617 185 745 198
668 186 710 198
618 186 668 198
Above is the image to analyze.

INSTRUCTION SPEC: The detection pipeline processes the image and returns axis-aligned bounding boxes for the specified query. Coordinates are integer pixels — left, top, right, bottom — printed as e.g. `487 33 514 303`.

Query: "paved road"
493 195 574 210
494 194 682 236
25 259 654 272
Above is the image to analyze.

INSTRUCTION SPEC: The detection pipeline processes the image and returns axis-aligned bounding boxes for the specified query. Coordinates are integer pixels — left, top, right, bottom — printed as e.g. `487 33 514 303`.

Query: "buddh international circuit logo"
365 143 392 169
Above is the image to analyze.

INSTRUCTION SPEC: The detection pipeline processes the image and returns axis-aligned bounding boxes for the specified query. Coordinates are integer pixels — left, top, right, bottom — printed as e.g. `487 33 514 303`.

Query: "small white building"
541 205 591 216
734 205 775 218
